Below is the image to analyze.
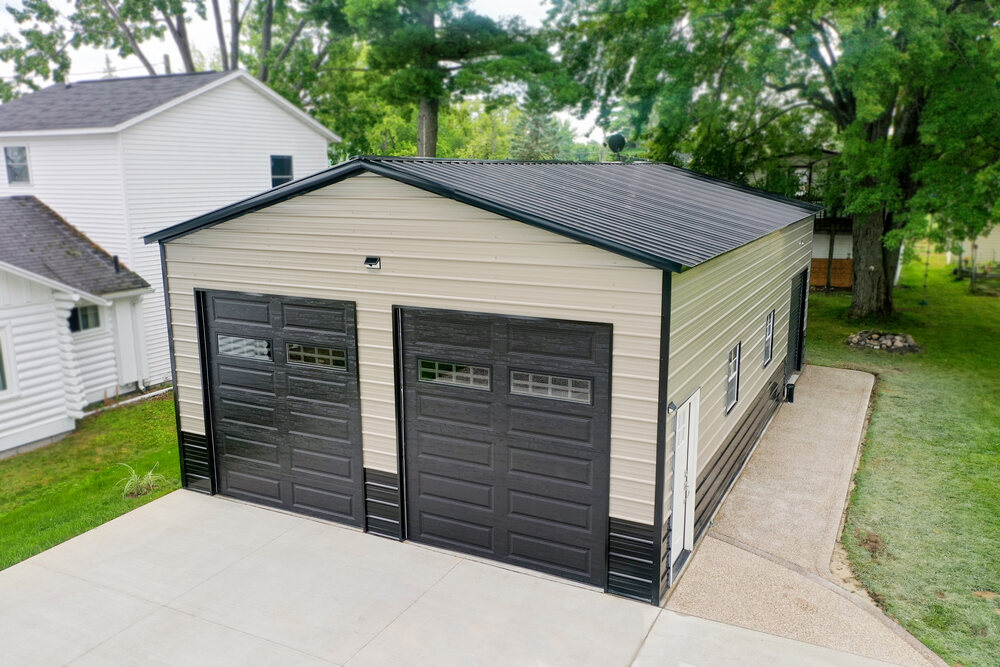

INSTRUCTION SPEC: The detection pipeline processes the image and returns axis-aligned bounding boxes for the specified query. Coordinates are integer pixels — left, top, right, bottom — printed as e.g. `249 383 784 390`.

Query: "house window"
725 343 741 413
68 305 101 333
0 327 10 393
4 146 29 184
763 310 775 367
270 155 293 187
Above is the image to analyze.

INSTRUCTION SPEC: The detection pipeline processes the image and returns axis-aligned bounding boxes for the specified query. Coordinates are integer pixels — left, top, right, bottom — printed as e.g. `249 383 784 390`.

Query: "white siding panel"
962 226 1000 264
164 174 663 523
667 218 813 507
0 276 78 452
122 77 330 384
70 311 119 405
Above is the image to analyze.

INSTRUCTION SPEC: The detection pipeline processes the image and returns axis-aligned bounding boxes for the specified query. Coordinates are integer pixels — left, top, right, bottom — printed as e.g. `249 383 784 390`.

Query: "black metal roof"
0 71 229 132
145 156 822 271
0 196 149 296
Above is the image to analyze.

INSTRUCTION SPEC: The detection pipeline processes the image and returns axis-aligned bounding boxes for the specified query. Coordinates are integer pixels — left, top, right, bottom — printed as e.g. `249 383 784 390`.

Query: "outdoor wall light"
364 256 381 270
667 401 678 414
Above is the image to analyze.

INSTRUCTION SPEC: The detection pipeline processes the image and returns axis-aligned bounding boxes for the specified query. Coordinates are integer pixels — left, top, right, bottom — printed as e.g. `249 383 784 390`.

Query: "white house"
0 71 338 386
0 196 149 455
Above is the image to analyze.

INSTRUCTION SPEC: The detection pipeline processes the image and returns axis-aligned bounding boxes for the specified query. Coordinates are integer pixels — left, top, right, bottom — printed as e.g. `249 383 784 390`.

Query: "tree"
553 0 1000 318
0 0 316 98
334 0 561 157
509 89 576 161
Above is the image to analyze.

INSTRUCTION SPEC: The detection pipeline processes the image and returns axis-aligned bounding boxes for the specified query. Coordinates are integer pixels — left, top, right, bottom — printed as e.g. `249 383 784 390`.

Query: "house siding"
121 77 331 384
70 307 120 405
162 173 664 524
0 271 80 452
0 134 128 259
962 226 1000 264
666 217 813 516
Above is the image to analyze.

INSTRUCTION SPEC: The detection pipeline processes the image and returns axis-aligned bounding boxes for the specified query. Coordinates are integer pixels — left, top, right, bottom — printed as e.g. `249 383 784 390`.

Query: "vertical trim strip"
193 290 218 493
159 243 188 487
391 306 408 538
651 270 672 604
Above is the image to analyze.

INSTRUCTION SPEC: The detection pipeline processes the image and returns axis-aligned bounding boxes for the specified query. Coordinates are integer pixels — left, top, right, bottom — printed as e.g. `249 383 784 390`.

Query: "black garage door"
399 308 611 586
202 291 364 525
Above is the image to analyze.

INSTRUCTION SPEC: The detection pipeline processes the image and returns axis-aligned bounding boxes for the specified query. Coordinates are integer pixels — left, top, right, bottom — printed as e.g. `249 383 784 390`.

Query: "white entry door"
668 388 699 584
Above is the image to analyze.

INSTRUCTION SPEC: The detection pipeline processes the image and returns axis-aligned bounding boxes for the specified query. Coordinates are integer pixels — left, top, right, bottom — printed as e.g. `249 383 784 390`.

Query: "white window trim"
763 310 775 368
0 323 19 400
70 304 106 339
725 342 741 413
4 145 32 186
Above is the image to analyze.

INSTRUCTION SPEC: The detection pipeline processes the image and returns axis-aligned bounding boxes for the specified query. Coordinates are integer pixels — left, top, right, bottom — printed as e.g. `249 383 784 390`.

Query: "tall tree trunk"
100 0 157 76
417 97 439 157
230 0 240 70
161 11 196 72
211 0 230 70
258 0 274 82
849 210 894 319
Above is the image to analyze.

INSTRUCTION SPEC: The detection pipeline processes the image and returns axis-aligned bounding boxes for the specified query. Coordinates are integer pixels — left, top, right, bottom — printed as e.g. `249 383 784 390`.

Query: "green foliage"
114 462 167 498
807 253 1000 665
551 0 1000 267
0 396 179 570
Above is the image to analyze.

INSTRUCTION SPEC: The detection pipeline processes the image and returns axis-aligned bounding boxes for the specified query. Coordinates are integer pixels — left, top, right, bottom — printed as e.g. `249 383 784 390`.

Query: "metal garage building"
146 156 819 604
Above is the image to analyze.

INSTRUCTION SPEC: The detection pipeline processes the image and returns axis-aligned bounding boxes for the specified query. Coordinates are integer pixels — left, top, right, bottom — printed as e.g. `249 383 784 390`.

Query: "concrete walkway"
0 364 942 666
663 365 944 667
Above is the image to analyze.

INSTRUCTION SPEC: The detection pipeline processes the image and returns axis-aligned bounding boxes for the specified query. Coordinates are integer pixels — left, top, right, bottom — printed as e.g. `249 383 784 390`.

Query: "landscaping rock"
845 330 921 354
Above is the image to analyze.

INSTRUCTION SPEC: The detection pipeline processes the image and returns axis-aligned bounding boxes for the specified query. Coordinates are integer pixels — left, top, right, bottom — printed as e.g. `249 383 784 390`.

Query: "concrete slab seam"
627 608 664 667
708 531 948 667
341 557 463 666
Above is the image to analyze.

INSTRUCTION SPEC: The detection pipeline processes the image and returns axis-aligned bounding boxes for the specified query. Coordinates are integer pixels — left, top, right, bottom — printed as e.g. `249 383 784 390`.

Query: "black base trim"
694 362 786 540
364 468 403 539
179 431 213 494
607 517 658 603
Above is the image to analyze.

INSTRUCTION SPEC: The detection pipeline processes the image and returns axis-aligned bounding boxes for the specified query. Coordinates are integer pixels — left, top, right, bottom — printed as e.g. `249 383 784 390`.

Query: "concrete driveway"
0 365 935 666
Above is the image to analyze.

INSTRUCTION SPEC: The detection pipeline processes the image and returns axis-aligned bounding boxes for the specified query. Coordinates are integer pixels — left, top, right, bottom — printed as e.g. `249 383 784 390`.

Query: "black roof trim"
145 156 821 272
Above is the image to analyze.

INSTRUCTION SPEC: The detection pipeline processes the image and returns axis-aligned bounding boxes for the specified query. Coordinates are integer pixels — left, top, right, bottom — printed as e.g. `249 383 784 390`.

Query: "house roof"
0 72 229 132
0 196 149 296
0 70 339 141
145 156 822 272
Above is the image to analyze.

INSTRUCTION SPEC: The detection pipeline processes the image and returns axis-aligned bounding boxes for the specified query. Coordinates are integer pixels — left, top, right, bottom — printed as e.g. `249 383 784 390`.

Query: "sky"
0 0 599 136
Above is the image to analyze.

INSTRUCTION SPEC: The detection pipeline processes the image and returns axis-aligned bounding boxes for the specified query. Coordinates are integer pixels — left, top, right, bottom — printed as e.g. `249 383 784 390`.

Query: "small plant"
114 462 166 498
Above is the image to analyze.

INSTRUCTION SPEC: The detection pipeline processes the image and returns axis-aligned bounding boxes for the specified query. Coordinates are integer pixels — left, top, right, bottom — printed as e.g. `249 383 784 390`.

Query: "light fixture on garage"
364 256 381 270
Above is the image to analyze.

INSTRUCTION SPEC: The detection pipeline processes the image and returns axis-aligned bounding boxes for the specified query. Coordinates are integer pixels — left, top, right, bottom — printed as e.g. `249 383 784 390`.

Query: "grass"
807 254 1000 666
0 395 179 570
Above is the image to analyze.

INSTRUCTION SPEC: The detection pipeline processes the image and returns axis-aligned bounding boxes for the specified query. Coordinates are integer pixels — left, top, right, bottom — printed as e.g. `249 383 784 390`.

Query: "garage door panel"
218 432 280 466
211 296 271 326
205 290 364 527
222 467 283 503
417 511 495 553
507 325 598 361
402 307 610 587
418 471 494 510
291 483 355 521
507 532 592 578
415 393 493 429
290 447 355 481
416 432 494 469
506 447 594 487
281 303 347 334
508 489 592 531
506 406 594 446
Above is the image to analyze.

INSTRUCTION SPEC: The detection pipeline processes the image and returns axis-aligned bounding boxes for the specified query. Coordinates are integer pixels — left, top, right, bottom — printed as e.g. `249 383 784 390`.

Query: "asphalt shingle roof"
0 196 148 296
0 71 229 132
145 156 822 271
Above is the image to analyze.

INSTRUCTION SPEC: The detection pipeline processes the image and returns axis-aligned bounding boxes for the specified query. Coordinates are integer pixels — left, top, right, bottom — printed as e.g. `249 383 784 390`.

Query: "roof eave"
0 260 112 306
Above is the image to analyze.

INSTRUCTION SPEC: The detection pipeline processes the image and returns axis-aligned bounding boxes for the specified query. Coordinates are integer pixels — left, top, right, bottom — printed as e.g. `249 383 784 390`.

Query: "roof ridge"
62 71 223 87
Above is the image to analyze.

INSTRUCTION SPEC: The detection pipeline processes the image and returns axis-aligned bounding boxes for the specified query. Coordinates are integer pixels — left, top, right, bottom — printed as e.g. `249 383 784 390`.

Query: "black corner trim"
652 270 672 604
364 468 403 540
179 431 213 494
607 517 658 604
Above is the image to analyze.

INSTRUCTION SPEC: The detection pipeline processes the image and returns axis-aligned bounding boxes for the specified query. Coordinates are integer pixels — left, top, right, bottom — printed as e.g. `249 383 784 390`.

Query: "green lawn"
0 395 180 570
807 255 1000 666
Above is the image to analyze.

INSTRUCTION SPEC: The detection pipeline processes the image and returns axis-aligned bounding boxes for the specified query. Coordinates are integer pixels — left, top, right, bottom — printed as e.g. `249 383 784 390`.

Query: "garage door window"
510 370 592 404
418 359 490 389
218 334 272 361
287 342 346 369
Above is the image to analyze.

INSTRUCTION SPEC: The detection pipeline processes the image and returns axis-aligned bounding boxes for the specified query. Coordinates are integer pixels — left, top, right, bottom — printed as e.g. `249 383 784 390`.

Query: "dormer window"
270 155 293 187
4 146 29 184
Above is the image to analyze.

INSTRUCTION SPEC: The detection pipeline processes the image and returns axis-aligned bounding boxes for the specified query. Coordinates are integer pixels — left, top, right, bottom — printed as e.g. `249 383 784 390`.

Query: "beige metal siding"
667 217 813 501
164 174 664 524
962 226 1000 264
